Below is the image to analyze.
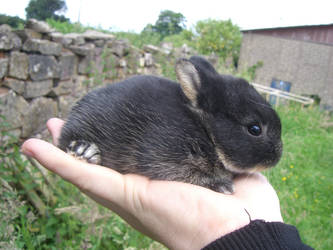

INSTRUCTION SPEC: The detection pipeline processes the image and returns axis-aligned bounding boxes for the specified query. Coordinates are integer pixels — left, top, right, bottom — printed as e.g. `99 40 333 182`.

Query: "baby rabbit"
59 56 282 194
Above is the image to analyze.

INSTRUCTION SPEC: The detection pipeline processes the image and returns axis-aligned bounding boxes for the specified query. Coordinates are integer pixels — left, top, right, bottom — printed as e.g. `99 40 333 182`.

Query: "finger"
21 138 126 204
47 118 65 145
21 138 159 235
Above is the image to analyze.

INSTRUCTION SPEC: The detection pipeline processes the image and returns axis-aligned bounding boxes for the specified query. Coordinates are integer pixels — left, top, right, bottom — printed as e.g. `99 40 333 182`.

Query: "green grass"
46 19 90 34
1 105 332 249
265 105 333 250
1 174 157 249
0 113 159 249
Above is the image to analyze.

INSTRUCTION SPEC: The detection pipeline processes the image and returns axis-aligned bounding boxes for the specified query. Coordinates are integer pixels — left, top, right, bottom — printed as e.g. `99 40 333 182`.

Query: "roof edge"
241 23 333 32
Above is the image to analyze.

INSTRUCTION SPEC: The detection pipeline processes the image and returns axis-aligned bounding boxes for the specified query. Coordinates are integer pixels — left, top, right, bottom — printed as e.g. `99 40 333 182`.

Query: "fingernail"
20 147 34 158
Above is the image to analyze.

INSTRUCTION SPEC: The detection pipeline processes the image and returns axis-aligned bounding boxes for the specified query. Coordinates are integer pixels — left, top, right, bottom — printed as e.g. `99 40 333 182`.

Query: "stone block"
14 29 42 43
28 55 60 81
118 58 127 68
140 66 160 76
107 39 130 57
0 89 29 130
125 46 141 71
58 51 78 80
58 95 78 118
69 43 95 56
92 47 104 73
72 75 89 98
77 47 104 75
0 86 8 95
3 78 25 95
48 79 73 97
0 31 22 51
139 57 145 67
23 38 62 56
78 55 93 75
50 75 88 98
69 33 85 45
93 39 106 47
51 33 86 46
144 53 154 66
49 32 72 46
24 79 53 98
65 33 85 45
160 42 173 55
0 58 8 78
82 30 115 41
9 51 29 80
22 97 58 137
25 19 54 33
143 44 161 54
0 24 11 33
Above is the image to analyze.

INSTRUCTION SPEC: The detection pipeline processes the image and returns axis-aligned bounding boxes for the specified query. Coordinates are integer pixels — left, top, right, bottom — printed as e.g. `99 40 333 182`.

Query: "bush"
162 29 195 48
195 19 242 64
0 14 25 29
46 18 89 34
114 30 162 49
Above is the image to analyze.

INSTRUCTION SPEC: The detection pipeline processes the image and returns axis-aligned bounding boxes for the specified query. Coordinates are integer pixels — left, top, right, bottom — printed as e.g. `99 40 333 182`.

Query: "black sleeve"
202 220 313 250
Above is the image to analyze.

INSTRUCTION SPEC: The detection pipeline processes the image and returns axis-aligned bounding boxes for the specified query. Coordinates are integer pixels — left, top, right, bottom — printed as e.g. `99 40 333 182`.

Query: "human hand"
21 118 283 250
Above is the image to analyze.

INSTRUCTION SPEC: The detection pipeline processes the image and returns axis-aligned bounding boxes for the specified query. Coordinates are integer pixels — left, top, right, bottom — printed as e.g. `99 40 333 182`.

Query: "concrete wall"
238 33 333 107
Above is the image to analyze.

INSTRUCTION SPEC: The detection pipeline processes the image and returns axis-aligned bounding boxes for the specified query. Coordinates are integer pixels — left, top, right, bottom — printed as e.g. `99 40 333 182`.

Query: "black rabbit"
59 56 282 193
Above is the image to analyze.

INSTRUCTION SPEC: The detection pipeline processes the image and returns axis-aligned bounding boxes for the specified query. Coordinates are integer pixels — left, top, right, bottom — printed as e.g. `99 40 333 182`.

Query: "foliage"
1 90 332 249
45 12 242 71
3 13 330 249
144 10 186 39
265 105 333 250
25 0 69 22
0 14 25 29
46 18 89 34
235 61 263 82
243 61 263 80
0 115 160 249
117 10 187 48
195 19 242 64
0 115 30 249
114 30 162 49
162 29 195 48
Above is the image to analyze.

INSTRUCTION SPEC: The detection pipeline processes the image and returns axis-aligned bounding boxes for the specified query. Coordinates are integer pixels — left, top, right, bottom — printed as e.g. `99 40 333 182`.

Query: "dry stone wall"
0 19 190 141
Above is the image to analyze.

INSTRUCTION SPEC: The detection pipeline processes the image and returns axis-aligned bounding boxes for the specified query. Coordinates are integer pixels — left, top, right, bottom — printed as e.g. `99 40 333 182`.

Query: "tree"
0 14 25 28
25 0 68 21
195 19 242 64
144 10 186 39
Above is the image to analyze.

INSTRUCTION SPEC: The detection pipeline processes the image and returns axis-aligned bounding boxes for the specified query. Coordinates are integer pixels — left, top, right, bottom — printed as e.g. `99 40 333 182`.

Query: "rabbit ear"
176 58 201 106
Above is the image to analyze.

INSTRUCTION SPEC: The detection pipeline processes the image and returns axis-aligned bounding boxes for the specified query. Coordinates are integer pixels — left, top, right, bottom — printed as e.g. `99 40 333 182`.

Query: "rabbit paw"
216 184 234 194
211 181 234 194
66 140 101 165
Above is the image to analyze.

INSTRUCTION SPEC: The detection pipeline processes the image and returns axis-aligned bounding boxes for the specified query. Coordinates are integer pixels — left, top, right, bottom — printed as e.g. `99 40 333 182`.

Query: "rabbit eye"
248 124 262 136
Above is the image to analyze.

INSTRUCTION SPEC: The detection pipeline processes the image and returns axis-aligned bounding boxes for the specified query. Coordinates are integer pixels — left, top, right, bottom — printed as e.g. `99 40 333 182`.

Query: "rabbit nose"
263 141 282 166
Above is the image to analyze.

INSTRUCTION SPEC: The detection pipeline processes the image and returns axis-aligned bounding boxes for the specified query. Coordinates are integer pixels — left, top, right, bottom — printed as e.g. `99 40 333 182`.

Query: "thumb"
46 118 65 146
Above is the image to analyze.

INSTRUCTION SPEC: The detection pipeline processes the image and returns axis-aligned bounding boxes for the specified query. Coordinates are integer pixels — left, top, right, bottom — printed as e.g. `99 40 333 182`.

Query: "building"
238 24 333 108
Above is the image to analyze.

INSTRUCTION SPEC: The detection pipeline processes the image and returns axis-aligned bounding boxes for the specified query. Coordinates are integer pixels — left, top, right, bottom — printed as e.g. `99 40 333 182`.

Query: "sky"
2 0 333 32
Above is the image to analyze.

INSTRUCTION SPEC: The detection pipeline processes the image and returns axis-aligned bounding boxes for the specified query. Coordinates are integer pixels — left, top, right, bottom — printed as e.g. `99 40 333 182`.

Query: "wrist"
192 206 251 250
